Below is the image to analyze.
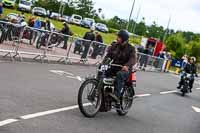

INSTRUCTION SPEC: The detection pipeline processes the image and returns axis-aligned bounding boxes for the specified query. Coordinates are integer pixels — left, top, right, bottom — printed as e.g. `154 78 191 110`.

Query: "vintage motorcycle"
78 58 136 118
179 72 196 96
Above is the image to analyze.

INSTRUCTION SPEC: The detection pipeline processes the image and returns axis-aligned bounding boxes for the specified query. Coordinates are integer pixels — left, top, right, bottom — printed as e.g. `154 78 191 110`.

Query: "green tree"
165 33 186 58
74 0 96 18
107 16 127 30
35 0 60 12
189 40 200 62
147 21 164 39
134 17 146 36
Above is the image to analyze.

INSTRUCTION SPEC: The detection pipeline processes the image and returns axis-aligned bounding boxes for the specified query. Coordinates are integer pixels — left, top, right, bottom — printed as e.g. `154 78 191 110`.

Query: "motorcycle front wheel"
117 86 134 116
78 79 102 118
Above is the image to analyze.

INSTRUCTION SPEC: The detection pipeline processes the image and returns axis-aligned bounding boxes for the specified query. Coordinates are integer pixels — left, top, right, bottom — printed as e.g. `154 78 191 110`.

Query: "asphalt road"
0 61 199 133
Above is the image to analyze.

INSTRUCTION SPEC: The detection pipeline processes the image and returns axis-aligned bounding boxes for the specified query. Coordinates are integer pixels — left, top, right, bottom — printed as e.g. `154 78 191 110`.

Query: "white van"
18 0 32 12
70 14 82 25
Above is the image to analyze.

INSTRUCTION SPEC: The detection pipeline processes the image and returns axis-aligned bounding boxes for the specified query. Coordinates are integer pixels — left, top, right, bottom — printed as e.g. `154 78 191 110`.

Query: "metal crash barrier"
137 52 166 72
0 21 108 64
0 21 167 72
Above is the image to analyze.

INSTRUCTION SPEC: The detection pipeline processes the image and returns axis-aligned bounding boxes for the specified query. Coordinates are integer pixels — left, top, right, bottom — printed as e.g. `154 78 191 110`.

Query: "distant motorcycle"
179 72 196 96
78 58 136 117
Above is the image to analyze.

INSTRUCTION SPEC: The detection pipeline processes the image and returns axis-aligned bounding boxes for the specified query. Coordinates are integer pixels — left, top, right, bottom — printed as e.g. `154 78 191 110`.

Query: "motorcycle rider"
177 57 198 92
105 29 137 108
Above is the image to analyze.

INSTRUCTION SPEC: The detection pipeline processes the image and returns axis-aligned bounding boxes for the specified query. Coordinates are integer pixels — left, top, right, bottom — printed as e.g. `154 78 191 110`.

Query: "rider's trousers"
114 70 129 98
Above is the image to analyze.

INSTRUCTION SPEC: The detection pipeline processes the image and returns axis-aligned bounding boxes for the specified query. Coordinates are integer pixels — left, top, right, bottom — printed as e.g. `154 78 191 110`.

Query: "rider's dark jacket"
106 42 137 72
184 63 197 75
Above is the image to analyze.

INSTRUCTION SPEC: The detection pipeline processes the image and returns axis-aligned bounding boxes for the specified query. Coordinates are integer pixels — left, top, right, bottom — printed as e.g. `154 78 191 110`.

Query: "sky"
93 0 200 33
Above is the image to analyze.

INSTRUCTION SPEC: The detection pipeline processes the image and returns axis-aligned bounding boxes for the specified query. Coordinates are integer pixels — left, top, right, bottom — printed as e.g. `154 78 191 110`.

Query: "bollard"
175 68 180 75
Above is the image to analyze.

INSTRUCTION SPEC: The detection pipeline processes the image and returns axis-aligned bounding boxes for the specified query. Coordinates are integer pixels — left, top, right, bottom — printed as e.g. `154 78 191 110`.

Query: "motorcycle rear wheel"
117 87 134 116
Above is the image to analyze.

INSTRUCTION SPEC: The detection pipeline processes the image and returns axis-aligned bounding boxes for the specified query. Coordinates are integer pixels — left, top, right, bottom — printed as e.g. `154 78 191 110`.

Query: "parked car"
50 12 60 20
95 23 109 33
5 13 19 21
18 0 32 12
80 18 95 28
3 0 16 8
60 15 70 23
70 14 82 25
32 7 47 17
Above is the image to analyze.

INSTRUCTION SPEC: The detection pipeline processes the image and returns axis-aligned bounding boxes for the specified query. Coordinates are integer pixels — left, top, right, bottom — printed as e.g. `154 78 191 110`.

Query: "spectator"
34 17 42 29
81 27 95 60
28 16 35 27
181 54 188 68
44 18 51 31
91 31 104 59
60 22 72 49
20 18 27 26
0 0 3 18
17 12 25 24
137 45 145 53
139 45 152 70
95 31 103 43
33 17 42 44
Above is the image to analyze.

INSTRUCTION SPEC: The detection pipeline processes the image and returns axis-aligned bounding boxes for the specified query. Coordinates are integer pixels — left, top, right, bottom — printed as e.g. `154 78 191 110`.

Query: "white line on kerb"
0 119 18 127
20 103 91 120
160 90 178 95
136 94 151 97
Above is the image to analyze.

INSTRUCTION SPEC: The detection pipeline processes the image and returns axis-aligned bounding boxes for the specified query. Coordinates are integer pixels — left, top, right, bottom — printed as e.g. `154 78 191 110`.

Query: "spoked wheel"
78 79 102 118
117 87 134 116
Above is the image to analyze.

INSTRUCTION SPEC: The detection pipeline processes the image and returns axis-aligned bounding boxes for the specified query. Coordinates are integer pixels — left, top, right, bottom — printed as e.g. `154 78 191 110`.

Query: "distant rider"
177 57 198 92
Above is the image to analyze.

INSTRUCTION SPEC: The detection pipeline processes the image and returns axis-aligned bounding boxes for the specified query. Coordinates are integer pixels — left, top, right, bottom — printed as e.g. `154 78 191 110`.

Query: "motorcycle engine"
99 87 113 112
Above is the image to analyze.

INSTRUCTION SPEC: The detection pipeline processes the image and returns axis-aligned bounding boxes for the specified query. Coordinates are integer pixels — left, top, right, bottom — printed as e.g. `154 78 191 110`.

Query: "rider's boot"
177 85 181 89
189 88 192 93
109 93 121 110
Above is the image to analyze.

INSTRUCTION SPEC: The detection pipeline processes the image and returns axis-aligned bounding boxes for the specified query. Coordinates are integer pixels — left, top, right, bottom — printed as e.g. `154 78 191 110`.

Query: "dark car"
32 7 47 17
95 23 109 33
80 18 95 28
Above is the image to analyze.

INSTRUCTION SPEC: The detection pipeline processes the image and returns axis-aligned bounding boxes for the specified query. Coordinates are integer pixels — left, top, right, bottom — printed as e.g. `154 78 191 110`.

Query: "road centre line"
0 103 91 127
50 70 74 76
135 94 151 97
0 119 19 127
20 103 91 120
160 90 178 95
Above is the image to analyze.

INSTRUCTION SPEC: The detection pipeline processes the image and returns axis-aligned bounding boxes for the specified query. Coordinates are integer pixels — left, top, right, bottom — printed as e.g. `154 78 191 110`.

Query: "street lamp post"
132 5 141 33
163 15 172 43
126 0 136 30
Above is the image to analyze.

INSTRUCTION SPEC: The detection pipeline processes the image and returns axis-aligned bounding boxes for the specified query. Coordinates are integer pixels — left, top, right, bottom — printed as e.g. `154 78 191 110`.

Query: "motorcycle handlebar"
110 64 123 68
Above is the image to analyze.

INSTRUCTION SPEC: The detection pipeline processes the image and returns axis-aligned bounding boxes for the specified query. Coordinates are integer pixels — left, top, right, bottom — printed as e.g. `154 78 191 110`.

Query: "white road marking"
50 70 74 76
20 103 91 120
196 88 200 90
76 76 84 81
0 119 18 127
66 75 78 80
135 94 151 97
160 90 178 95
192 106 200 113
